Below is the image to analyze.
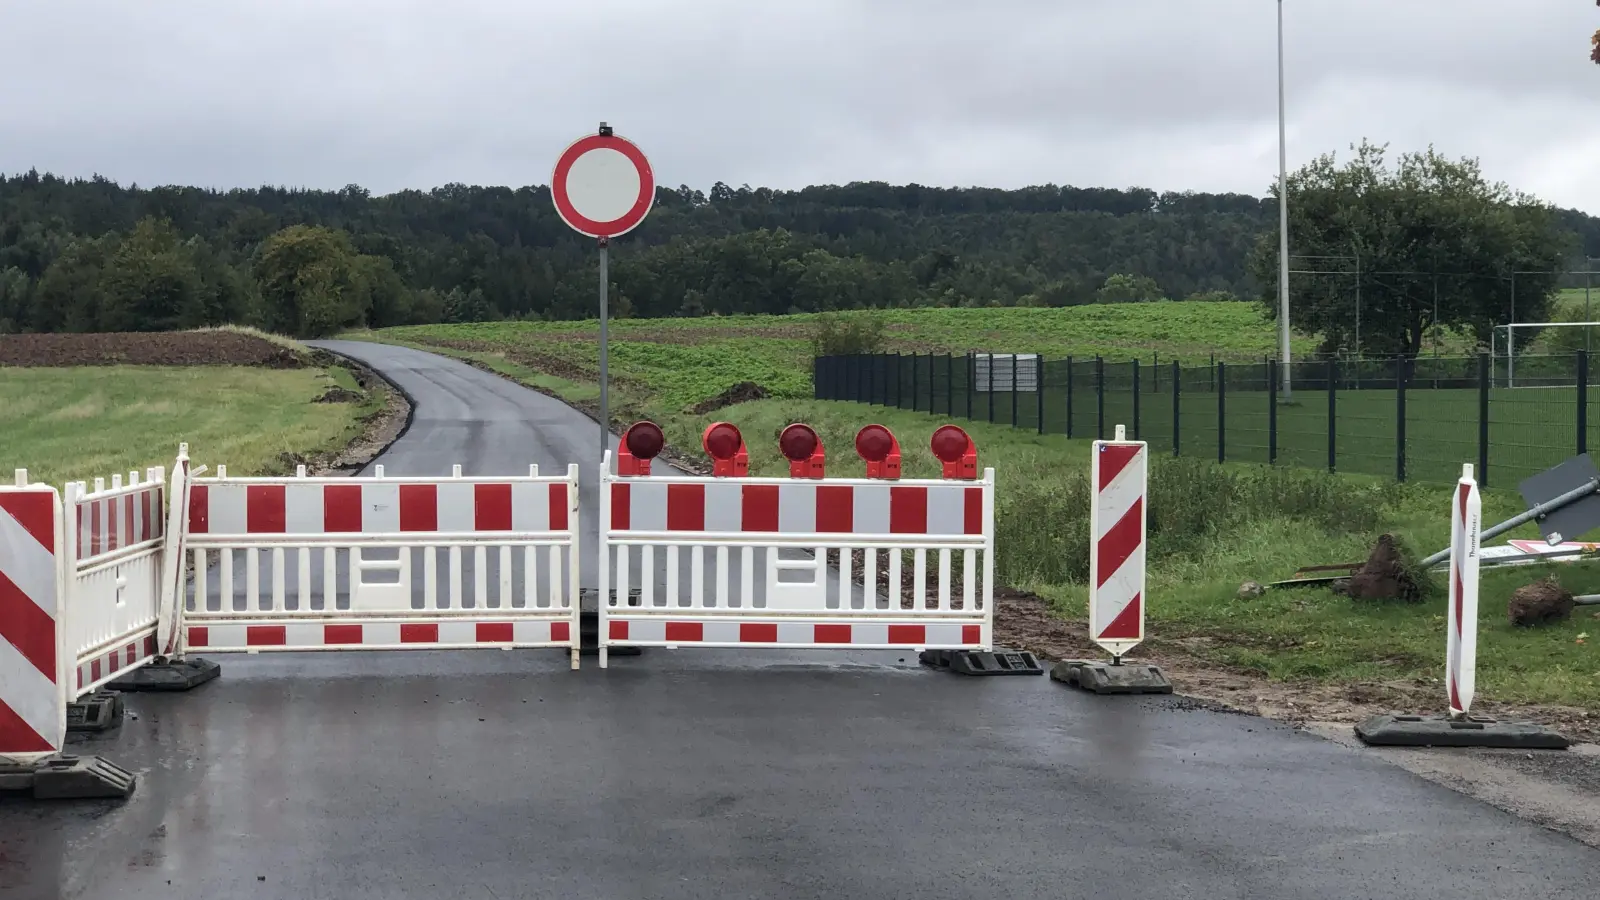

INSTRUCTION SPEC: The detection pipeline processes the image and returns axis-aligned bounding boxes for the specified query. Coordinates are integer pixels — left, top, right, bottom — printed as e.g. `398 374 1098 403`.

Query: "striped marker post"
0 471 65 762
1446 463 1482 718
1090 425 1148 661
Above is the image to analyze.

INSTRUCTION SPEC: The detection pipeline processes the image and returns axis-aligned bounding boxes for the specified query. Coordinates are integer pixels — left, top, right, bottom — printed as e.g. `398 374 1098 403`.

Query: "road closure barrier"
596 420 996 667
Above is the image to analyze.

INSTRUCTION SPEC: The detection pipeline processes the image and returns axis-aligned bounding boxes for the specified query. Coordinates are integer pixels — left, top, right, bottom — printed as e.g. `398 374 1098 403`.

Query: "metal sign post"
550 122 655 465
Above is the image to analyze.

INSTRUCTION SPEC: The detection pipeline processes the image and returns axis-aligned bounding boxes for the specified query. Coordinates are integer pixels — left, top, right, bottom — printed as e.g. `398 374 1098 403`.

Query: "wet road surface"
3 341 1597 899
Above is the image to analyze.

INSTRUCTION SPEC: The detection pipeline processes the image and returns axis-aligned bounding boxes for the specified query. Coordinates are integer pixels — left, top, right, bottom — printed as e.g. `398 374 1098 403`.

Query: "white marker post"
550 124 656 461
1446 463 1482 718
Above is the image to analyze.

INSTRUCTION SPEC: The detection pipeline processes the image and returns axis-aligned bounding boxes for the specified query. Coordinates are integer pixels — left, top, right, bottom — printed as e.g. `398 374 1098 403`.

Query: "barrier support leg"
919 648 1044 676
1 755 138 800
108 657 222 692
1050 658 1172 694
65 691 124 733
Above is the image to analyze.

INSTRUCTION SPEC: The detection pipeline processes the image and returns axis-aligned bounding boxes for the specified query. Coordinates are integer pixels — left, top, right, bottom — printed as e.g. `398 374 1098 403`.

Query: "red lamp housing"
701 421 749 477
618 421 665 476
779 423 825 478
854 424 901 480
930 424 977 479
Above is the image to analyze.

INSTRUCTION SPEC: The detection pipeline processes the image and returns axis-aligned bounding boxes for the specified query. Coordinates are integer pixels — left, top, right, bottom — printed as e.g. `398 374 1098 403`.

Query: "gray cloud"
3 0 1597 212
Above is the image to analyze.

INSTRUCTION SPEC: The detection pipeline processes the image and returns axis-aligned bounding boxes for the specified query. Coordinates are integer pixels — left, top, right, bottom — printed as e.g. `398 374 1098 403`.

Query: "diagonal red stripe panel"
0 699 53 753
1095 498 1143 589
0 492 54 553
0 568 55 679
1098 592 1143 640
1097 444 1142 492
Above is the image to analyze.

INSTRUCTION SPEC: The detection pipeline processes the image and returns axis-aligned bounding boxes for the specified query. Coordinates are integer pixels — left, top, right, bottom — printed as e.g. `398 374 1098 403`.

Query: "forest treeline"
2 169 1599 337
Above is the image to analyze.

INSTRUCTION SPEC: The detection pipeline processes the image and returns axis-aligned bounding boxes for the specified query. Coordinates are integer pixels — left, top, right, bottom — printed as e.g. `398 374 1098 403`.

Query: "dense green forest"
2 169 1599 337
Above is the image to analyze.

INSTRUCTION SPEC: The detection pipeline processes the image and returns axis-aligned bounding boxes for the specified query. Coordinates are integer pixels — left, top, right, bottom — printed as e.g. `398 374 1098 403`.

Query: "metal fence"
812 351 1600 488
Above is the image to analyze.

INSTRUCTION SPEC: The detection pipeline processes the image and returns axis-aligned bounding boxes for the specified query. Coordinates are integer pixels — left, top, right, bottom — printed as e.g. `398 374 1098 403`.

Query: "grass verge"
1 364 383 487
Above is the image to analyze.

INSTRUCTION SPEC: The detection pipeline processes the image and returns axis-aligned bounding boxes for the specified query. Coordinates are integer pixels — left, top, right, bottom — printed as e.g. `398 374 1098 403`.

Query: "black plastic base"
66 690 124 733
108 657 222 692
920 648 1044 675
1050 660 1174 694
1355 714 1571 749
0 755 136 800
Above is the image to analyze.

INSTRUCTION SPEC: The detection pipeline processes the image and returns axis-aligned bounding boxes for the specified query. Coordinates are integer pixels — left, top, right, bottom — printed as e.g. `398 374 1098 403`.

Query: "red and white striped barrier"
179 461 581 666
597 420 994 667
1447 463 1482 718
0 471 65 762
1090 425 1147 660
65 468 168 695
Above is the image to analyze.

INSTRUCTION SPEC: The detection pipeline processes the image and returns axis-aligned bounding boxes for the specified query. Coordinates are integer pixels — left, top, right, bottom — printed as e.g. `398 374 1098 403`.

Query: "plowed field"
0 331 303 367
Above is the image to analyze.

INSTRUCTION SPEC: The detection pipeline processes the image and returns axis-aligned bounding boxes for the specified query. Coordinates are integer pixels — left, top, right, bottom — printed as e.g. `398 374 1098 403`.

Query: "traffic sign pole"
549 122 654 470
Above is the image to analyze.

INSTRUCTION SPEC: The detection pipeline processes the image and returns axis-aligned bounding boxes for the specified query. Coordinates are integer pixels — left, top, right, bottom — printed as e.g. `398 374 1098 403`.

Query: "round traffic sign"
551 131 655 239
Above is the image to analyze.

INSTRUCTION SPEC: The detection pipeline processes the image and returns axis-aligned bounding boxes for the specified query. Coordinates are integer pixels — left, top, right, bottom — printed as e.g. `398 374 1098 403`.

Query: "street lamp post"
1276 0 1292 401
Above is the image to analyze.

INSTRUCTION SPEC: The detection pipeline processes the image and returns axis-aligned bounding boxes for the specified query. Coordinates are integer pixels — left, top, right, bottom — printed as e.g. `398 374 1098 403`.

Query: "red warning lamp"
930 424 978 479
779 423 825 478
701 421 749 477
854 424 901 480
618 421 665 476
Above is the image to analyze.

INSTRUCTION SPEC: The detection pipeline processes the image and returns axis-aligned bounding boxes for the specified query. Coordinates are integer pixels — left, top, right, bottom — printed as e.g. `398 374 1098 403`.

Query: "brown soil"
0 332 304 368
689 381 770 415
1508 576 1576 627
276 353 412 477
1345 533 1425 602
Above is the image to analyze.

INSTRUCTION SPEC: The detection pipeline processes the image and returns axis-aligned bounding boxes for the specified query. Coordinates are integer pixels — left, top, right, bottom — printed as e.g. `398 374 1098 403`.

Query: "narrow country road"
2 341 1596 900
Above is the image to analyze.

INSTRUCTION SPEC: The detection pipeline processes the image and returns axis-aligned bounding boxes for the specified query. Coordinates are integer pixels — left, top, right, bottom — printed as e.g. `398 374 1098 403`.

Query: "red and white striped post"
0 470 66 763
1090 424 1148 662
1446 463 1481 718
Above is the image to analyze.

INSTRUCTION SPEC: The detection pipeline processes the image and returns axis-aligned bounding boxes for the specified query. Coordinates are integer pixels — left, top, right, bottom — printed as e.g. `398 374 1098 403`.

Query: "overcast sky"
3 0 1598 211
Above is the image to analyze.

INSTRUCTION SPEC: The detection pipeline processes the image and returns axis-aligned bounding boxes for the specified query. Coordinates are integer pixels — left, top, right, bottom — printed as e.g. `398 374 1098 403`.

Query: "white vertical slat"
937 549 952 610
424 547 438 609
887 551 901 612
912 549 927 613
522 545 535 608
714 546 729 609
840 548 854 610
192 547 207 612
690 546 703 609
448 545 462 609
219 548 234 612
616 544 630 610
246 549 260 612
739 546 753 608
271 547 286 612
498 546 511 609
865 549 879 609
297 548 312 610
547 543 562 610
641 546 654 607
473 545 488 609
665 545 679 607
323 548 338 610
963 549 976 611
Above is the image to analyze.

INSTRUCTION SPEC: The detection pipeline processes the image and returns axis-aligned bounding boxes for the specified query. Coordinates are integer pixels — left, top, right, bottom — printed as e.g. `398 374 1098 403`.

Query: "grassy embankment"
1 328 384 487
355 308 1599 713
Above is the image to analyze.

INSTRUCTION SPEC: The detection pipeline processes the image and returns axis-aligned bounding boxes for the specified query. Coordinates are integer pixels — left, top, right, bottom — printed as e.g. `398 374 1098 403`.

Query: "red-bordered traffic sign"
551 131 655 239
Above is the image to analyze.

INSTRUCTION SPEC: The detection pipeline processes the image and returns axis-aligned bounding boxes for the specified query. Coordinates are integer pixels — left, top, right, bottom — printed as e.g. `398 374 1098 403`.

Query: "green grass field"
0 365 380 487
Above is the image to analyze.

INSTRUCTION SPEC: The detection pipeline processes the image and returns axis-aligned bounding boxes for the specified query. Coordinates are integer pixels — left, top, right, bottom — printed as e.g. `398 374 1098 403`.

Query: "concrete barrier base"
1355 714 1570 749
0 755 136 800
109 657 222 692
1051 659 1173 694
66 690 123 733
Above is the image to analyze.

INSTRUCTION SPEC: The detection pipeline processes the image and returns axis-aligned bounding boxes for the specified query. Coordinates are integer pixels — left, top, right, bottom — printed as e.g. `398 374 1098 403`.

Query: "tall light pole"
1276 0 1292 400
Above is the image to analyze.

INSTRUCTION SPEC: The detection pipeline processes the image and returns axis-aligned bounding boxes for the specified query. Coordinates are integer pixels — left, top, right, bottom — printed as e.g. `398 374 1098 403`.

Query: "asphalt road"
3 341 1598 899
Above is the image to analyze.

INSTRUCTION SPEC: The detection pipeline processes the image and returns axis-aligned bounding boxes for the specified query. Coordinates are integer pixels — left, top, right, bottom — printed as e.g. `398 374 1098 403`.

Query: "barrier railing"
179 461 582 666
64 468 166 695
596 419 995 667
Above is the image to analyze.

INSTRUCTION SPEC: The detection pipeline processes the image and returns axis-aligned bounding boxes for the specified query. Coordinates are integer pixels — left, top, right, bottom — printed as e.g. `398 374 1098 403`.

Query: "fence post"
1478 352 1490 488
1131 359 1142 440
1096 356 1106 440
1327 358 1337 473
1217 361 1227 463
1065 356 1074 439
1010 356 1019 428
1579 350 1589 456
1396 358 1408 483
1037 358 1047 435
966 353 974 421
1172 359 1181 456
1268 359 1278 464
911 353 920 412
946 353 954 417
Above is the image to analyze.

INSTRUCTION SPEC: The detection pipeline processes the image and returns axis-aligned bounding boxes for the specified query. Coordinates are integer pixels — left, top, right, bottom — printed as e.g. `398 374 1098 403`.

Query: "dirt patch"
281 353 413 476
315 386 364 404
1508 576 1576 626
0 332 304 368
689 381 770 415
1344 533 1425 602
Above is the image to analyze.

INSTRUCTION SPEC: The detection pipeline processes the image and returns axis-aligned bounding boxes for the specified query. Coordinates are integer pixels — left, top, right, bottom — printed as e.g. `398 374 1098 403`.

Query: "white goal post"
1490 322 1600 388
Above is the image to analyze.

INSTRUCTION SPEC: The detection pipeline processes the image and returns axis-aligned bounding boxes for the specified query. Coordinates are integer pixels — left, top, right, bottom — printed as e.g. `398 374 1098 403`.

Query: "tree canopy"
1248 141 1574 358
1 165 1597 341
